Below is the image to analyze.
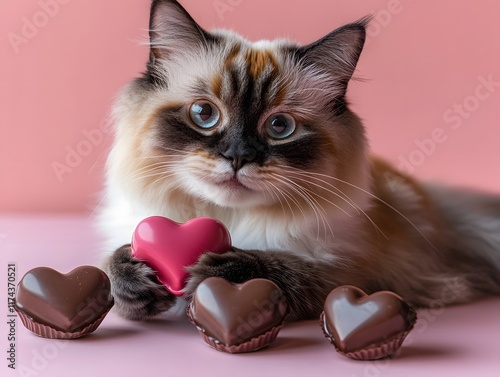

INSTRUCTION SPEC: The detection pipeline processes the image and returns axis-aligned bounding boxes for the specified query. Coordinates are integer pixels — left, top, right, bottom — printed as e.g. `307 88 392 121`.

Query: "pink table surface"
1 215 499 377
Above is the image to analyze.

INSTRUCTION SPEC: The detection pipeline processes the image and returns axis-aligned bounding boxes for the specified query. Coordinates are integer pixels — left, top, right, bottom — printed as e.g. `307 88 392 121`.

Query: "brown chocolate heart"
188 277 288 353
15 266 114 338
321 285 417 360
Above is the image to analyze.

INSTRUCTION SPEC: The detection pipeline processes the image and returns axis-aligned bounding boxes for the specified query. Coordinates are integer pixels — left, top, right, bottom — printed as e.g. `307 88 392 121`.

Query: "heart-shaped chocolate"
131 216 231 296
15 266 114 338
188 277 289 353
321 285 416 360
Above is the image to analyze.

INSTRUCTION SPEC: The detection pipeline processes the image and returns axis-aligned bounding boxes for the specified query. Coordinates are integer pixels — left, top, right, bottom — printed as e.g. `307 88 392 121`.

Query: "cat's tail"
426 184 500 296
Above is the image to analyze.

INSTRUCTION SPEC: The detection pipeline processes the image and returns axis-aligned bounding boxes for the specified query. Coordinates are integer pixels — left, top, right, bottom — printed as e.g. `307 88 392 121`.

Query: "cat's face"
110 0 371 215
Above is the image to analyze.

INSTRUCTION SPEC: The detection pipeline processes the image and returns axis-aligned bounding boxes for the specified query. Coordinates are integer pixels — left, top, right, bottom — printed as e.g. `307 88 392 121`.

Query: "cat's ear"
296 17 370 95
148 0 210 63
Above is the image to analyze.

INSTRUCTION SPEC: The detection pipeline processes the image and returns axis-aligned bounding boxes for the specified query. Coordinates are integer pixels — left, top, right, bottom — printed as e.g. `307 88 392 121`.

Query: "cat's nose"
220 144 256 171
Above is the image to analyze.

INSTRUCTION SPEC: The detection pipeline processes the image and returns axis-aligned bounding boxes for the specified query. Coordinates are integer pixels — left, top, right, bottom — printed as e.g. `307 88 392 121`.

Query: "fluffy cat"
100 0 500 321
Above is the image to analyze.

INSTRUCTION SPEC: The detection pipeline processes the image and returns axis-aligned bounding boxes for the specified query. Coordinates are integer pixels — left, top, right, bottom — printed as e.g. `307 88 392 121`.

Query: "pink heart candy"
131 216 232 296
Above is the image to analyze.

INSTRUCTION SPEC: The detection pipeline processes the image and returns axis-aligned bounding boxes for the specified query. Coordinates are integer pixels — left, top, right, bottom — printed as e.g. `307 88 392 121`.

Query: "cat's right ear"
295 17 370 98
148 0 210 65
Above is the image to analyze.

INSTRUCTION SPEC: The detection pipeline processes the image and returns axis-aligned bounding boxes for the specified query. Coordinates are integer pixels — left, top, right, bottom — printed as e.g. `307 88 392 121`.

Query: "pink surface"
1 0 500 212
131 216 231 296
1 215 499 376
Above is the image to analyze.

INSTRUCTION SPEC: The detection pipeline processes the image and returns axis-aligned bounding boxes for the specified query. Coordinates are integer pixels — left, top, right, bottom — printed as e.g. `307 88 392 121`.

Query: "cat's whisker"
284 166 438 250
185 159 218 170
280 168 389 239
130 159 186 173
89 191 110 220
126 164 191 187
127 166 163 178
126 167 170 185
159 146 191 154
331 176 437 247
277 172 352 217
267 187 287 217
280 167 359 208
266 181 299 225
129 172 167 187
126 151 187 162
132 154 186 160
131 162 181 174
144 172 169 191
270 173 323 226
270 174 324 238
269 177 310 221
286 172 388 240
282 167 389 239
143 171 187 191
296 176 360 214
280 179 324 239
271 173 335 240
251 180 287 217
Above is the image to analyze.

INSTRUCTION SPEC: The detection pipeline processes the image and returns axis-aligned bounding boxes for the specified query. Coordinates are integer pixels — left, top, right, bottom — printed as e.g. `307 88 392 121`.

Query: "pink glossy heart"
131 216 231 296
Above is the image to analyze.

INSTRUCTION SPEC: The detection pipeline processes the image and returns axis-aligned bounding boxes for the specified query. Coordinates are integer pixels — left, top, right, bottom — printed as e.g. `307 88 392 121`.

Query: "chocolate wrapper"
320 311 415 360
343 332 410 360
187 304 284 353
16 303 113 339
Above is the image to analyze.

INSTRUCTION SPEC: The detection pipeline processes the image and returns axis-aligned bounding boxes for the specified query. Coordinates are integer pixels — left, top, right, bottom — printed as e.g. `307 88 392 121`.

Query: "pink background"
1 0 500 213
1 3 500 375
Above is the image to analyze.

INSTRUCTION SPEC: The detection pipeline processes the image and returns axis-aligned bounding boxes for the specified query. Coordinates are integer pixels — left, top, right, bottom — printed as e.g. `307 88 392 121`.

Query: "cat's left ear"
296 17 370 95
148 0 210 63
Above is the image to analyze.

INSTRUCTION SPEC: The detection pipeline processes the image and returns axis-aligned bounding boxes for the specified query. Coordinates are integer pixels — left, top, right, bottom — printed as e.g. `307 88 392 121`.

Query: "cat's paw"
185 249 267 298
104 244 177 321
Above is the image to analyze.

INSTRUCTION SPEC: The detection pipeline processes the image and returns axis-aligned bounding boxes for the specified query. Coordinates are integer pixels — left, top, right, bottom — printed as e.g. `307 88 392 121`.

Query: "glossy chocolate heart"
321 285 416 360
131 216 231 296
15 266 114 337
188 277 288 352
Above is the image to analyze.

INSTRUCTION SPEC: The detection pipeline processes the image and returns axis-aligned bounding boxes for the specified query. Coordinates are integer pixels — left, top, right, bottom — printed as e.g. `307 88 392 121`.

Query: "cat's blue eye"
189 101 220 129
265 113 296 139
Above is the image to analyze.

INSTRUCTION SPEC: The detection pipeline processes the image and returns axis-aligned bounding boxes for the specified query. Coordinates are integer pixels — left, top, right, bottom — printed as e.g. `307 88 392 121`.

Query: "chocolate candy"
15 266 114 339
321 285 417 360
188 277 289 353
131 216 231 296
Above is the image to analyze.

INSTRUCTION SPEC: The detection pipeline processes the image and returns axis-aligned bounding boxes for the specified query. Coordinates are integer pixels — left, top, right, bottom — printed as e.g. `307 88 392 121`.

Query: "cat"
100 0 500 321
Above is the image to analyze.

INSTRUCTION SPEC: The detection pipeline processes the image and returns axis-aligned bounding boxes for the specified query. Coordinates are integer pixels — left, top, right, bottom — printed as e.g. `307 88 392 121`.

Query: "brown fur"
244 48 279 80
